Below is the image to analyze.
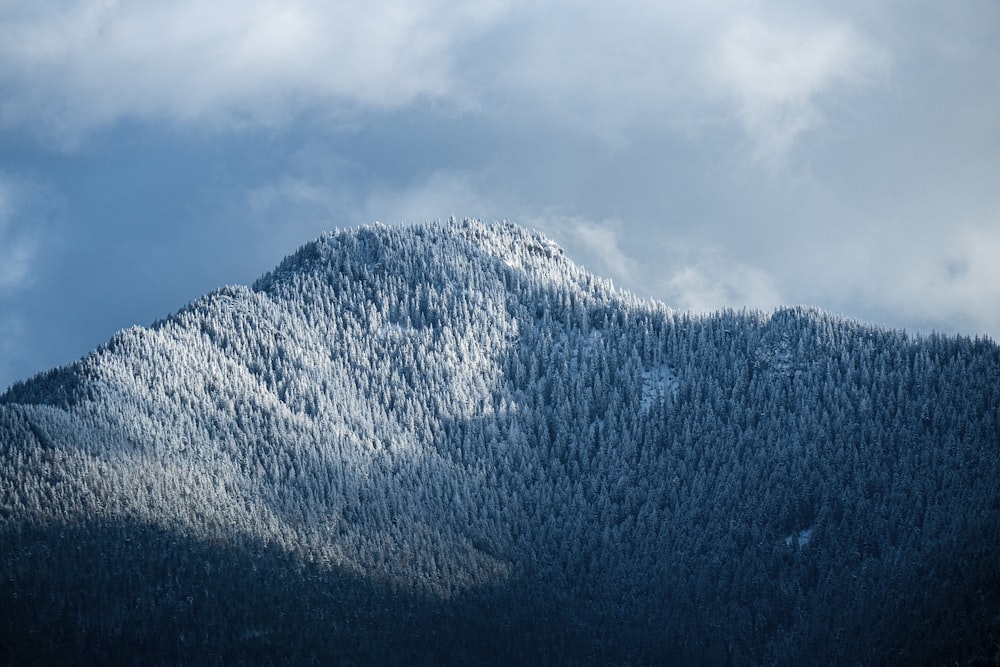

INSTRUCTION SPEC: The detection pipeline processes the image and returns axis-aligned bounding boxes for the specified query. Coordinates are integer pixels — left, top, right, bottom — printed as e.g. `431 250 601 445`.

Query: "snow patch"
503 256 522 270
785 527 814 548
378 322 420 337
640 363 678 410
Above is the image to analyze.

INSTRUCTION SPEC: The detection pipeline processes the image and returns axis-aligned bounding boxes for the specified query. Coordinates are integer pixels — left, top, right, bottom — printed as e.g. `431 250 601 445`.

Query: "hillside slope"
2 219 999 665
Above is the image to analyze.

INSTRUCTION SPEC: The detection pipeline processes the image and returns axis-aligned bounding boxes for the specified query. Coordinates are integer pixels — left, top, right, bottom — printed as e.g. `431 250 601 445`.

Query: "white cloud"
0 175 38 389
470 2 886 154
0 240 33 294
361 171 498 225
0 0 508 140
861 221 1000 339
708 15 885 159
539 217 637 283
485 3 697 141
0 314 27 391
0 176 38 295
568 220 636 281
239 168 500 254
661 245 784 313
0 0 883 154
246 176 347 221
531 217 782 315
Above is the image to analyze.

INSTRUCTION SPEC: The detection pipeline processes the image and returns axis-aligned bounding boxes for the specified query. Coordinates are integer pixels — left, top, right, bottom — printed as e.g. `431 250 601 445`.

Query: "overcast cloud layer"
1 0 999 389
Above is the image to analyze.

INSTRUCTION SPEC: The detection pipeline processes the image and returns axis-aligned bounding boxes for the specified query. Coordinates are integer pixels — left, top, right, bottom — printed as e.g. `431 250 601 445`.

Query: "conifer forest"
2 219 998 664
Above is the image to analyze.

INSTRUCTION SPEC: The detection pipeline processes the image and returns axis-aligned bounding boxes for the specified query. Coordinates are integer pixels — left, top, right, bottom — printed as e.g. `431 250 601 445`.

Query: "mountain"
2 219 999 665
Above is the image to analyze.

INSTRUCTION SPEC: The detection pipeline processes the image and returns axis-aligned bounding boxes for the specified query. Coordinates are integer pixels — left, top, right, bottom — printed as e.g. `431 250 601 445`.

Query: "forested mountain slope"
2 219 999 665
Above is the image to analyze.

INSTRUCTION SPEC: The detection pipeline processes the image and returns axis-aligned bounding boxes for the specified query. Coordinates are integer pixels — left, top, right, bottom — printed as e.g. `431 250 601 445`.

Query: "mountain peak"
253 218 578 293
1 219 587 407
2 218 999 665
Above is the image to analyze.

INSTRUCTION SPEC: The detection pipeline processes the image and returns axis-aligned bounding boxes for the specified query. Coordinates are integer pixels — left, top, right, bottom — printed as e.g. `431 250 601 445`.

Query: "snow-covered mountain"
2 219 999 665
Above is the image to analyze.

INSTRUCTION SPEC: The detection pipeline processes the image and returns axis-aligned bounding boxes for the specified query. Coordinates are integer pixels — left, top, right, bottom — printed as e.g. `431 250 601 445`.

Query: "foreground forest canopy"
2 219 999 665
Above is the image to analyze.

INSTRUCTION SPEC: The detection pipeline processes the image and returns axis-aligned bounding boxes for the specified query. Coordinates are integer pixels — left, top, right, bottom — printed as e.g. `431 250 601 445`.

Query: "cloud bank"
2 0 883 155
0 0 504 140
709 16 884 159
0 175 38 295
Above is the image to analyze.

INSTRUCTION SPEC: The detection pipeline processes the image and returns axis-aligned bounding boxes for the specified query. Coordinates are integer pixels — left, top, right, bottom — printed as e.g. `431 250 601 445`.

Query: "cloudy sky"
1 0 999 389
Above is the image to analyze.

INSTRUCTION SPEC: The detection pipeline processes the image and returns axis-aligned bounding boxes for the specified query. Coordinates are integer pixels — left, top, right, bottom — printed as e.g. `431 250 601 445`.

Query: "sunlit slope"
2 219 999 664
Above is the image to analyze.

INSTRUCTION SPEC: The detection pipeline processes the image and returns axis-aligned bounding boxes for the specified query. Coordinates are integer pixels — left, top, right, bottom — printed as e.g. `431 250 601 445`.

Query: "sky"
1 0 999 390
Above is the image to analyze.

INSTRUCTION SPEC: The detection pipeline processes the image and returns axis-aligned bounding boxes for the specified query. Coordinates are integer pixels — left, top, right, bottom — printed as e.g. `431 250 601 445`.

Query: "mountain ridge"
2 218 999 665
